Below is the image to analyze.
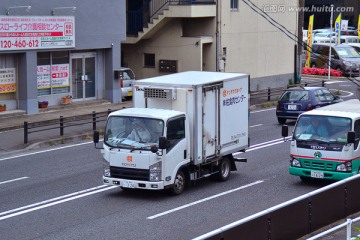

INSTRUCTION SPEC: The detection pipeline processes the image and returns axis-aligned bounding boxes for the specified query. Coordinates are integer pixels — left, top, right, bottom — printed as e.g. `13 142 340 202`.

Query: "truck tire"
217 157 231 181
169 170 185 195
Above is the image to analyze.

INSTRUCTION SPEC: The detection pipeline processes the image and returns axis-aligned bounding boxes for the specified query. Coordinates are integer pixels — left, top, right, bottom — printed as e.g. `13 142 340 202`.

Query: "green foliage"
261 101 277 108
353 226 360 239
60 136 65 144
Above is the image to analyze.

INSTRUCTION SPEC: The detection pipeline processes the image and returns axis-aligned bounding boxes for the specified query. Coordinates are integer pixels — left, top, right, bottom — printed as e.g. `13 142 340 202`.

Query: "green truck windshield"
294 115 351 145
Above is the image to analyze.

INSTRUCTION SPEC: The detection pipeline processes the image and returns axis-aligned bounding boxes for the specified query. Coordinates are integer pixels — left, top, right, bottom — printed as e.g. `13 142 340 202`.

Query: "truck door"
202 83 221 158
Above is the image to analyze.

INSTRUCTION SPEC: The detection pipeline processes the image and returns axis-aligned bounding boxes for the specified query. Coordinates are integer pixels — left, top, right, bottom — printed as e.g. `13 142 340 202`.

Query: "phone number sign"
0 16 75 51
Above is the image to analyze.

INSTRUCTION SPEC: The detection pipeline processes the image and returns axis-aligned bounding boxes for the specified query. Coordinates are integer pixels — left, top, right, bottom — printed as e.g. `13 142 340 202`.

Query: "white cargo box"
133 71 249 165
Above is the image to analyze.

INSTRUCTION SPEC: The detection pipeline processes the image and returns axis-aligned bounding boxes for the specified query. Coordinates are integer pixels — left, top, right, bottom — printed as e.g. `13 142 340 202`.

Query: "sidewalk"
0 99 133 155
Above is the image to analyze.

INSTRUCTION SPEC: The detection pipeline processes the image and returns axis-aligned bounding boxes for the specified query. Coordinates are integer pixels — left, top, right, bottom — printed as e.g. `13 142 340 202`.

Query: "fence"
307 216 360 240
22 80 326 144
23 109 115 144
250 80 325 103
193 174 360 240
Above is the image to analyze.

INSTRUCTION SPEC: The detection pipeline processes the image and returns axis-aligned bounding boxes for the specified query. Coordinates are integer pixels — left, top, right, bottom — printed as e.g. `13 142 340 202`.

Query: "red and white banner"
37 64 70 89
0 16 75 51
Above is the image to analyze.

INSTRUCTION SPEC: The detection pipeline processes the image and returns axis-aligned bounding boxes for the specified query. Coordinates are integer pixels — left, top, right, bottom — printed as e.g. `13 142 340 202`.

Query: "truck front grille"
303 160 334 170
110 166 149 181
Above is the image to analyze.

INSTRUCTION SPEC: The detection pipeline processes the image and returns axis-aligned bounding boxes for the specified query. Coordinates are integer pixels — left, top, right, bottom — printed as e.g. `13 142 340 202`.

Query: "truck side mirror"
93 130 100 144
347 131 355 144
158 136 169 149
282 125 289 138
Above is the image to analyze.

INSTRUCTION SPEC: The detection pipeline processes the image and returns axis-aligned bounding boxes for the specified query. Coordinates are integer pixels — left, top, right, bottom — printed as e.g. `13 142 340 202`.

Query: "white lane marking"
147 180 264 220
250 124 263 128
0 185 116 221
250 108 275 113
0 141 93 161
0 177 29 185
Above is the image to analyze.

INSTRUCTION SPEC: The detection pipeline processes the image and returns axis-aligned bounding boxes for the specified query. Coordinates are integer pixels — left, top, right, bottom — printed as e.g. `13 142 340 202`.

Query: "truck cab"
282 99 360 181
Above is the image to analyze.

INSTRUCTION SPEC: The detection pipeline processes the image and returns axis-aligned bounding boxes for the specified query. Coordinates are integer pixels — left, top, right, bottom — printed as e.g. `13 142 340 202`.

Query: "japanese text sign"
0 16 75 51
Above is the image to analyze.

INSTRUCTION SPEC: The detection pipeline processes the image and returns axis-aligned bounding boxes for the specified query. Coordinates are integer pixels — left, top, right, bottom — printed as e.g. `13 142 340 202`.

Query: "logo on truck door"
127 156 133 162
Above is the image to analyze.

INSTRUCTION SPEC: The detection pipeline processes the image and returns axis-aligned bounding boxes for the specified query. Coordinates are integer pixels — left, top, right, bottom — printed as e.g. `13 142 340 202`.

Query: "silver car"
118 67 135 100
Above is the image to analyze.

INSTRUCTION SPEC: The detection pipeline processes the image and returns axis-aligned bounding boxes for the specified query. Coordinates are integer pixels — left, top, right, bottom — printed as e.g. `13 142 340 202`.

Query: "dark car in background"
276 86 342 124
310 44 360 76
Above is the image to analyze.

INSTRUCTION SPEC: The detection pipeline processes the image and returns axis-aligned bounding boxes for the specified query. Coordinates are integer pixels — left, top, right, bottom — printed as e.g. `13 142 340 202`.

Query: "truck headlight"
291 158 301 167
336 162 352 172
104 168 111 177
149 161 162 182
343 61 351 66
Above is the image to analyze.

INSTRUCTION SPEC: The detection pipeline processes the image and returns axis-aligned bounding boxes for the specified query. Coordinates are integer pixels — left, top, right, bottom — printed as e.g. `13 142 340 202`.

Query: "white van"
282 99 360 181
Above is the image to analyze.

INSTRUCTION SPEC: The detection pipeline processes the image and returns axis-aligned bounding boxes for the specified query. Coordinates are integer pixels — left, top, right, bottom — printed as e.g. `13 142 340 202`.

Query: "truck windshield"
104 116 164 148
294 115 351 145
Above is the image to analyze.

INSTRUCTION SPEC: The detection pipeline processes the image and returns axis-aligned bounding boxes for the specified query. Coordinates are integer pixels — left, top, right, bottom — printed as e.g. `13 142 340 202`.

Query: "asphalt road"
0 77 359 240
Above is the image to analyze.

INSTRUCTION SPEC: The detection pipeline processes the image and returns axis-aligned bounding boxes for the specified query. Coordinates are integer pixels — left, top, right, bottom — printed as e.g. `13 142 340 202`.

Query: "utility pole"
328 4 334 81
296 0 305 84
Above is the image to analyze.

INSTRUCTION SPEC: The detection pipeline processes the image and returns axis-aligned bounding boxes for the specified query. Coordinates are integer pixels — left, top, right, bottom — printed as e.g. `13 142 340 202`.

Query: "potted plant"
61 95 72 105
38 100 49 108
0 103 6 112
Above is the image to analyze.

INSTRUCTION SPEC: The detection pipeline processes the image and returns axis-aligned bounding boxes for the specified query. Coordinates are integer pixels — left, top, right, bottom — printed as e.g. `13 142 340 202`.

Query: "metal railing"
250 80 325 102
23 109 118 144
307 216 360 240
127 0 216 35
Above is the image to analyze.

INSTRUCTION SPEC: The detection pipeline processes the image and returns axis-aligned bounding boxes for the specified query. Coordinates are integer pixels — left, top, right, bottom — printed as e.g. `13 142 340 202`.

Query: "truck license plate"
287 105 297 110
128 91 132 96
311 171 324 179
122 180 135 188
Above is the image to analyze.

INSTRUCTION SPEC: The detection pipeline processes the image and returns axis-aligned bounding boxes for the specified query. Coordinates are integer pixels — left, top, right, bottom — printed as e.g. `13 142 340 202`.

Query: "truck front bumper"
103 176 165 190
289 167 356 181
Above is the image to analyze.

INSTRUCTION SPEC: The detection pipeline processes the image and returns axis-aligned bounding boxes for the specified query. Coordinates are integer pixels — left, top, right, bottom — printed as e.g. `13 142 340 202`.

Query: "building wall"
123 19 207 79
0 0 125 113
219 0 298 90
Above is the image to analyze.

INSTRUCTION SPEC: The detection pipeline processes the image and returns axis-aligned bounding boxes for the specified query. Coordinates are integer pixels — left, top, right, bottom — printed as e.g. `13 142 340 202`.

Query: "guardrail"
250 80 325 102
193 174 360 240
22 80 327 144
307 216 360 240
23 109 116 144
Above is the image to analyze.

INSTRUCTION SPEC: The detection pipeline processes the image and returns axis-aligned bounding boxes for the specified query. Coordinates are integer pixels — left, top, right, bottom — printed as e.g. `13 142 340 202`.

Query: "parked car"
118 67 135 100
309 44 360 76
348 43 360 53
276 86 342 124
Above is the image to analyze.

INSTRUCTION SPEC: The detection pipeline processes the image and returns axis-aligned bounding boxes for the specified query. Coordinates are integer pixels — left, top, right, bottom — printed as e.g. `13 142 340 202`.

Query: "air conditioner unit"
144 87 177 100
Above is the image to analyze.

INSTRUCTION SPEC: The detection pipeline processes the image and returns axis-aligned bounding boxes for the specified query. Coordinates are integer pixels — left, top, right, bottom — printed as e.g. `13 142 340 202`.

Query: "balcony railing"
127 0 216 36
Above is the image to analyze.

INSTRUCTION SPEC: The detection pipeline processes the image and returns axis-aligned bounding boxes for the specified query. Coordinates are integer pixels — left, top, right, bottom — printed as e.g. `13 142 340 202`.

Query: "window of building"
37 51 70 96
230 0 238 10
144 53 155 68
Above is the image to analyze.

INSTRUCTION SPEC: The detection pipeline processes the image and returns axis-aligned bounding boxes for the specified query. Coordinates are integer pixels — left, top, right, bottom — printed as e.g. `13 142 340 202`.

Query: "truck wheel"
169 170 185 195
217 157 231 181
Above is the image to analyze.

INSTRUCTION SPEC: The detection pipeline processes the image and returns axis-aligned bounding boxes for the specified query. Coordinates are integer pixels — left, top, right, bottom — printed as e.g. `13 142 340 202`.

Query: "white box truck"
94 71 249 195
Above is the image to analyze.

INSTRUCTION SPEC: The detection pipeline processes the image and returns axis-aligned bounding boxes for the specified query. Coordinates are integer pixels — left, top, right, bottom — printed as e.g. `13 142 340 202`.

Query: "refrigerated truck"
282 99 360 181
94 71 249 195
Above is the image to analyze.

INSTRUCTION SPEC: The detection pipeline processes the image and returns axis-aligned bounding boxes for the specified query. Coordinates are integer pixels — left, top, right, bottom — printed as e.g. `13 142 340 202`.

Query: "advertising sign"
335 14 341 44
0 68 16 93
305 15 314 68
37 64 70 89
0 16 75 51
358 15 360 39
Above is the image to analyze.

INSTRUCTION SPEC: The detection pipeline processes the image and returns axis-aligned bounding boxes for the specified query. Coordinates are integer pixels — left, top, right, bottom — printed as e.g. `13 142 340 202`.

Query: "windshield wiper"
298 94 307 101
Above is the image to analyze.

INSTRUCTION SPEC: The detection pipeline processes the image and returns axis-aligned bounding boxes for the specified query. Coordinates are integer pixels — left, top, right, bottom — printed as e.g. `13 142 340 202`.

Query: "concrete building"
0 0 125 114
122 0 298 91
